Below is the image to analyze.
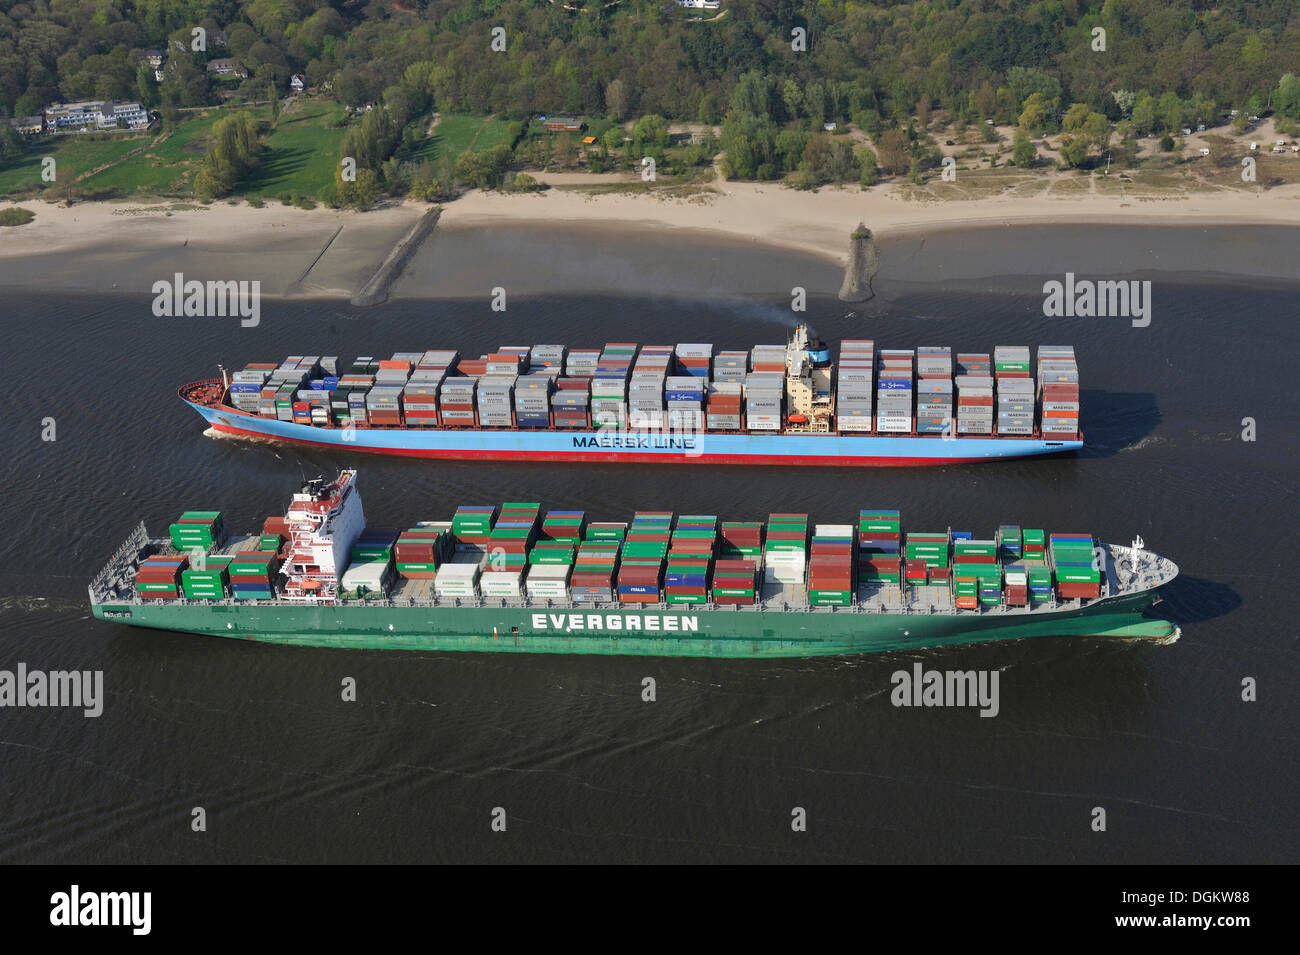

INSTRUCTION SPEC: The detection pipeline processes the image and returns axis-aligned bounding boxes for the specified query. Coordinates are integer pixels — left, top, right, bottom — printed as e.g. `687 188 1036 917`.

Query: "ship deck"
88 525 1178 618
184 380 1081 445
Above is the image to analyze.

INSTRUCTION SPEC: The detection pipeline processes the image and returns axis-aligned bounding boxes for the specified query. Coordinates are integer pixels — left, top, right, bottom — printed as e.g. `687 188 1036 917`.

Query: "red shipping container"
1056 582 1100 599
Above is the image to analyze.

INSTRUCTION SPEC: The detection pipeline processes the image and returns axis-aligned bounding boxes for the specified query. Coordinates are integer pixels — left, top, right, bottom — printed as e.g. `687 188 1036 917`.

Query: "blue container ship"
179 326 1084 468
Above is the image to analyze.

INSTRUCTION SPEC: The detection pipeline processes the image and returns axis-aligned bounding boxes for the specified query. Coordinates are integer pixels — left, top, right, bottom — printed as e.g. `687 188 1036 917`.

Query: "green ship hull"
91 588 1176 657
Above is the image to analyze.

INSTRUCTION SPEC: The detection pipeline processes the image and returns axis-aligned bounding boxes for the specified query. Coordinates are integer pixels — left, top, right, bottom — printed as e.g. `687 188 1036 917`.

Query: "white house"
44 100 150 132
290 74 307 93
676 0 721 8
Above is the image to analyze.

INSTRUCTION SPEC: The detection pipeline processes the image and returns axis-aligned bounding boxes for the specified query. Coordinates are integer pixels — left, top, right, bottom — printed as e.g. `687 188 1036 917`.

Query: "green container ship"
88 471 1181 657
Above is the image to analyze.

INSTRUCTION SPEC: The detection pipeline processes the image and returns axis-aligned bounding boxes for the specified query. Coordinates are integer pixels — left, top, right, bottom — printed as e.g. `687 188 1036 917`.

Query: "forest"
2 0 1298 198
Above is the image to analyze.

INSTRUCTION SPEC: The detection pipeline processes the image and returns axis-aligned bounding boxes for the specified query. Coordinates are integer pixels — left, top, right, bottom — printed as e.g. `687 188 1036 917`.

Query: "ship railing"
88 522 150 603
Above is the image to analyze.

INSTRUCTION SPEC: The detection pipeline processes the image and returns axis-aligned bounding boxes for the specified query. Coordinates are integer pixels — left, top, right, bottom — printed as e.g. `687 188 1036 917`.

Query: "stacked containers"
451 505 496 548
715 521 761 604
552 379 591 429
350 528 398 563
1038 346 1080 439
365 383 404 426
340 374 373 425
565 348 600 377
997 517 1026 608
571 523 623 601
836 339 874 433
993 346 1034 436
904 532 949 584
955 359 994 435
1050 533 1100 599
744 372 783 431
764 514 808 597
916 347 953 435
1003 564 1028 606
706 381 743 430
476 375 515 427
341 555 395 599
438 378 477 427
169 511 224 552
181 555 231 599
529 344 566 374
229 366 270 413
666 514 715 604
711 559 757 604
525 562 572 602
675 344 712 378
432 559 479 600
591 367 629 430
876 349 914 433
618 511 670 603
402 366 445 427
626 345 666 430
711 350 748 384
808 524 854 606
953 538 999 606
135 555 187 599
395 525 446 579
482 502 540 598
665 376 705 432
997 525 1023 562
228 549 279 600
513 374 554 428
858 509 902 584
1025 535 1053 603
1022 528 1046 560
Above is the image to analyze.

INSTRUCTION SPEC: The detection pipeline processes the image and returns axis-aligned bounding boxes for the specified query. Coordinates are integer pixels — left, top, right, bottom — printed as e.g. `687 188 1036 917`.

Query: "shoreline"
2 177 1298 299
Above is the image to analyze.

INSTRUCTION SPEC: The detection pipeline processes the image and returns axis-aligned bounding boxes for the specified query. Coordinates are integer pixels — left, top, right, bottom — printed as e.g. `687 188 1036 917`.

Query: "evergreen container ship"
89 471 1179 657
179 326 1084 467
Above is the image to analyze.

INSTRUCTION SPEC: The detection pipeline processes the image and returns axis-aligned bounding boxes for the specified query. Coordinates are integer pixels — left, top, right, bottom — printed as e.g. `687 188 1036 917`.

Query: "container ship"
179 327 1084 467
89 471 1179 657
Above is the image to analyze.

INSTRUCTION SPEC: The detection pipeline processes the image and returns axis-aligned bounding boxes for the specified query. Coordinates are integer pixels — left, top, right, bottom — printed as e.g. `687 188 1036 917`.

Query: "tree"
1131 94 1157 134
1058 135 1091 168
1019 93 1049 135
782 79 804 120
856 146 878 186
1275 74 1300 120
876 128 911 176
1112 89 1136 116
730 71 769 118
196 112 261 199
135 63 158 109
1007 67 1062 112
605 78 628 121
916 98 930 130
1013 128 1036 167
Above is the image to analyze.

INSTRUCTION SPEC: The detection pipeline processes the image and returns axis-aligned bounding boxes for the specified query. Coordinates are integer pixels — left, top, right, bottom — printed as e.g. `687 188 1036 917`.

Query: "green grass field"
234 99 349 198
0 106 512 201
0 135 149 196
78 111 226 195
404 114 514 165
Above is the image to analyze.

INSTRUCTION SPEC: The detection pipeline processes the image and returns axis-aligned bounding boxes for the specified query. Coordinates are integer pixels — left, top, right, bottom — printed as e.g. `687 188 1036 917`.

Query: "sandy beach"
1 174 1298 298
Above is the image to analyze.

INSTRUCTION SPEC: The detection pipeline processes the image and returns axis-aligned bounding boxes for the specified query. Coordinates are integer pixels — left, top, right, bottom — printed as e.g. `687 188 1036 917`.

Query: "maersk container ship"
179 327 1084 467
89 471 1179 657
